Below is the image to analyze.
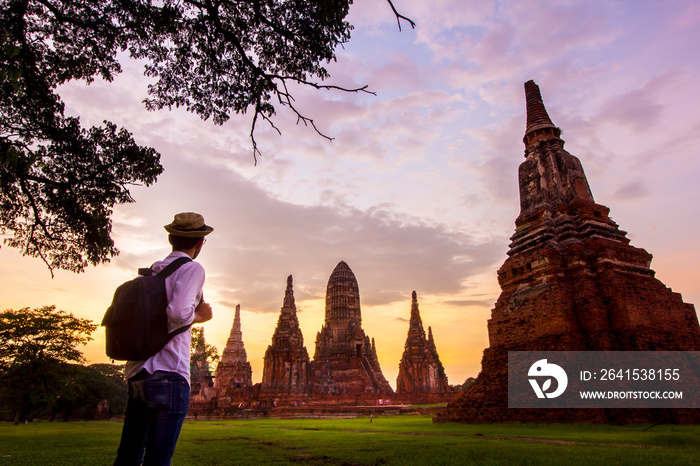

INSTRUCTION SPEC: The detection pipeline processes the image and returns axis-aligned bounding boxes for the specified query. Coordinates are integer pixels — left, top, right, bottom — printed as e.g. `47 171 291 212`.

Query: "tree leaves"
2 1 165 274
0 305 96 366
0 305 99 422
1 1 413 273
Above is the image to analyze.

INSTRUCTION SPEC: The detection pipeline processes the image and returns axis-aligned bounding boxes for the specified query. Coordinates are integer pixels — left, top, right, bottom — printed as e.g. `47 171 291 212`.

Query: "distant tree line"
0 305 126 423
451 377 476 391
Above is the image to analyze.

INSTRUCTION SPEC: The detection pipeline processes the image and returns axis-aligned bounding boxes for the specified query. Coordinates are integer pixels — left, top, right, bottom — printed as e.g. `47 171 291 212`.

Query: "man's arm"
193 301 213 324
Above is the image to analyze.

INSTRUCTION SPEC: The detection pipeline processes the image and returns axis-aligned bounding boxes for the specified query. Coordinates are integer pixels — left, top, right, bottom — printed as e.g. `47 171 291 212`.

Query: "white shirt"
125 251 206 384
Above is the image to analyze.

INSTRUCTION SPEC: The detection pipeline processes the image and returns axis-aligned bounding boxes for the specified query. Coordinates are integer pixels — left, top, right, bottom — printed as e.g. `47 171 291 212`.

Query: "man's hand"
193 301 213 323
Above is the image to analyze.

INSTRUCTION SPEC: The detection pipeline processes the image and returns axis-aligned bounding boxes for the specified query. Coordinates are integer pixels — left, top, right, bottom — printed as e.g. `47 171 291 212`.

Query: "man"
115 212 213 465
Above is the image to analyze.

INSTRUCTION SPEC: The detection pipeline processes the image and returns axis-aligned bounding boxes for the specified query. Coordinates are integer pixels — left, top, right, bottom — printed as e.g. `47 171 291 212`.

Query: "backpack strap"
157 256 193 278
157 256 195 337
136 256 195 337
169 321 193 339
138 256 192 277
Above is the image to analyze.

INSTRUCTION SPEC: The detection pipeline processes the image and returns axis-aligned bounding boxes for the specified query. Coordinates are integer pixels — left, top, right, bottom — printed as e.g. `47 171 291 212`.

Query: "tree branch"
386 0 416 31
273 75 376 96
17 177 55 277
250 104 281 166
34 0 117 33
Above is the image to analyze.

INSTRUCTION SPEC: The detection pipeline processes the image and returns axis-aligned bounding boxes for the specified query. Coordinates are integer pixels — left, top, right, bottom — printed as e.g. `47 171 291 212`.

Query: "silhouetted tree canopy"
50 363 127 421
1 0 414 275
0 305 96 423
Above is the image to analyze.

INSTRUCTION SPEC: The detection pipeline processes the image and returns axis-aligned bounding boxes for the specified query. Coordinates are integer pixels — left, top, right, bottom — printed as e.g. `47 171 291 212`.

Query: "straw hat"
164 212 213 238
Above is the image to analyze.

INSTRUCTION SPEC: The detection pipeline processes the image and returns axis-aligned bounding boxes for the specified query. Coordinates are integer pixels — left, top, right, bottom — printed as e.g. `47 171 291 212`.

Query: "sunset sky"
2 0 700 389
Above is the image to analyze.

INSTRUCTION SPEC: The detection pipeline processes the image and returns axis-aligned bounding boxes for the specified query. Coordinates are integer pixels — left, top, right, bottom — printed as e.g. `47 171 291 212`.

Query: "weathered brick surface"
396 291 450 398
261 275 310 394
213 262 394 408
436 81 700 424
311 261 394 396
214 304 253 399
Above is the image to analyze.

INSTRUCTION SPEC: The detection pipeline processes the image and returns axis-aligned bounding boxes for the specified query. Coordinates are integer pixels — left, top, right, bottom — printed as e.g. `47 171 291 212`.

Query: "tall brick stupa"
310 261 394 396
261 275 311 394
214 304 253 396
396 291 449 397
437 81 700 423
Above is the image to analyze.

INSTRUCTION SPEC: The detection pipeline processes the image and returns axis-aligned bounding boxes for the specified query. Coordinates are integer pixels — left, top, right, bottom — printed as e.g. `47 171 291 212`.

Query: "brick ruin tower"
214 304 253 397
261 275 311 394
310 261 394 396
396 291 449 399
436 80 700 423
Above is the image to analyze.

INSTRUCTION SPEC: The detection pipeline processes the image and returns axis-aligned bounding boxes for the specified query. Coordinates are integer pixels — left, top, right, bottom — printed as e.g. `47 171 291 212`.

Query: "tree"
1 0 414 275
50 363 127 421
453 377 476 391
0 305 96 423
2 0 163 276
190 326 219 398
85 363 128 418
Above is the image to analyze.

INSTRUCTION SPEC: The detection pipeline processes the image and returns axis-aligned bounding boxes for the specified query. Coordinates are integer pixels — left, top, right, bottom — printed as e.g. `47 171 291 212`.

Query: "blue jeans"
115 371 190 466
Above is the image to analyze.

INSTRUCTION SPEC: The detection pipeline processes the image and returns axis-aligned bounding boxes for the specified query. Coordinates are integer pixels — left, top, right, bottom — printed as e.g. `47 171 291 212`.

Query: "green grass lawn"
0 416 698 465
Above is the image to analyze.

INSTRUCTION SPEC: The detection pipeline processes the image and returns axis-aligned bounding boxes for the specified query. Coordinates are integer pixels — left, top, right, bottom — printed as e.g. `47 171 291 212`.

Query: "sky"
2 0 700 389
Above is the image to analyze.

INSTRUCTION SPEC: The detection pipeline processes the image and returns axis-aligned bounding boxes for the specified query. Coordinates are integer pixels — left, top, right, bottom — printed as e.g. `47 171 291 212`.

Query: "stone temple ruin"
195 261 452 414
213 304 253 401
435 80 700 424
310 261 394 397
396 291 449 400
193 81 699 421
261 275 310 395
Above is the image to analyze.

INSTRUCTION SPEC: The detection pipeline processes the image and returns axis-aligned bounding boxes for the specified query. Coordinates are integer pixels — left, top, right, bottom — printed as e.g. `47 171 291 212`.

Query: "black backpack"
101 257 192 361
